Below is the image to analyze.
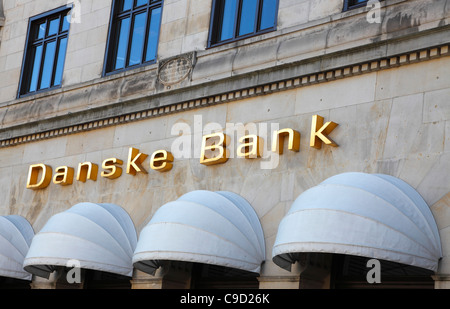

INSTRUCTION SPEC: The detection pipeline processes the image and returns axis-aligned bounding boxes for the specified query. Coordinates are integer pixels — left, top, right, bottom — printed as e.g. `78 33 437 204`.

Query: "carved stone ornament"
157 52 196 86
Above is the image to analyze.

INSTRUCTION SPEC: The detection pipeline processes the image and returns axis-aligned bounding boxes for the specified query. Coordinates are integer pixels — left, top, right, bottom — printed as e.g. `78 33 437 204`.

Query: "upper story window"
208 0 278 47
0 0 5 27
18 6 71 97
343 0 371 11
104 0 162 75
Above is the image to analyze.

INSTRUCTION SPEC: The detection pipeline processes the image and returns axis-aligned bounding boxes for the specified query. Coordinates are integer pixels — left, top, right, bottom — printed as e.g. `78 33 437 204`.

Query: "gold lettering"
101 158 123 179
127 147 148 175
53 166 74 186
150 150 174 172
237 135 263 159
272 128 300 154
77 162 98 182
200 132 230 166
26 164 52 190
310 115 338 149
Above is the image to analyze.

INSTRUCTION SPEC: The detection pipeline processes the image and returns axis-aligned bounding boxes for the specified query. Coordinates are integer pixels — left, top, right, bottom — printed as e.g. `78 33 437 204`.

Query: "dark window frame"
103 0 163 76
343 0 382 11
208 0 279 48
18 5 72 98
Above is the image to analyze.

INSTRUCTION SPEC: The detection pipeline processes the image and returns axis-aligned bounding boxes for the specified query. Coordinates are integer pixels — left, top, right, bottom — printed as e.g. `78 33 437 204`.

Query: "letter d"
26 164 52 190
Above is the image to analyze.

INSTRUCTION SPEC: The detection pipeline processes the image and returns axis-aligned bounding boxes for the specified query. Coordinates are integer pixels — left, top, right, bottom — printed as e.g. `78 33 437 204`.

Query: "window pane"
29 45 43 92
53 37 68 86
48 18 60 36
135 0 147 7
128 12 146 66
106 1 163 73
219 0 237 41
260 0 277 30
36 22 46 40
145 7 161 62
61 13 70 32
39 41 57 89
121 0 133 11
352 0 367 4
238 0 258 36
114 17 131 70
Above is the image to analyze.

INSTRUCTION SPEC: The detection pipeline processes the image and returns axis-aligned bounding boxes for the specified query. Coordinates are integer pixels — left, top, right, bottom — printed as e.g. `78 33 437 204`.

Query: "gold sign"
26 115 338 190
310 115 338 149
26 148 173 190
26 164 52 190
200 132 230 165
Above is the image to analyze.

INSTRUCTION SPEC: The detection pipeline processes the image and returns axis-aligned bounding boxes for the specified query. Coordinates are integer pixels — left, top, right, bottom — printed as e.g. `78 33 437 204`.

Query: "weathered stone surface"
424 88 450 123
2 59 450 280
0 0 450 287
376 57 450 101
295 73 377 115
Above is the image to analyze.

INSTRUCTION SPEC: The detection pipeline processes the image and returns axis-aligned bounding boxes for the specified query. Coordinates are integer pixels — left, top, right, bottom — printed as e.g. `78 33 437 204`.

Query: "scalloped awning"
0 215 34 280
23 203 137 278
133 190 265 275
272 172 442 272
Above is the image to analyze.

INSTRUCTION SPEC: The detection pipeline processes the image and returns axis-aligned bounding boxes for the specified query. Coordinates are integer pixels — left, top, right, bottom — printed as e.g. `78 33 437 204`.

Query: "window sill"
2 61 159 109
207 28 277 49
17 85 63 100
102 60 159 81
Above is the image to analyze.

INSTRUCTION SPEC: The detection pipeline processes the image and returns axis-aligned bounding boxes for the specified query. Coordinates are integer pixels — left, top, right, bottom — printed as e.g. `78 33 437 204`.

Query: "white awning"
0 215 34 280
133 190 265 275
23 203 137 278
272 172 442 272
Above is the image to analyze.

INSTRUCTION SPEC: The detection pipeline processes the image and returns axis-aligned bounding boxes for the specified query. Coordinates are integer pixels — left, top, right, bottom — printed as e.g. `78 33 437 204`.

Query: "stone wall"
0 55 449 283
0 0 449 287
1 0 449 143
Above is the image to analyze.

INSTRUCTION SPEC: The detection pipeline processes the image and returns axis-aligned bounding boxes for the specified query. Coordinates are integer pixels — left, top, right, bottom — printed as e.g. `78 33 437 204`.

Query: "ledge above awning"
23 203 137 278
0 215 34 280
133 190 265 275
272 172 442 272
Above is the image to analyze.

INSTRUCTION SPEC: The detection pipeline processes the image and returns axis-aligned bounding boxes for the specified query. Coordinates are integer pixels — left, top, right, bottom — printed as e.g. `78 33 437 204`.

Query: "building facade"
0 0 449 289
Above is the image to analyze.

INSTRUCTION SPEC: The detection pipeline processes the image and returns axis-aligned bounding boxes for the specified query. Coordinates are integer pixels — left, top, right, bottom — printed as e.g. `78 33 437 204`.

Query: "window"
18 6 71 97
343 0 373 11
0 0 5 27
208 0 278 47
104 0 163 75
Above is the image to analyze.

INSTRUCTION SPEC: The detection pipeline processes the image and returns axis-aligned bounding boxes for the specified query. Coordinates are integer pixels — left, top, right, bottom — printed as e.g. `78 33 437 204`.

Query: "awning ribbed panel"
132 190 265 275
23 203 137 278
272 172 442 272
0 215 34 280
